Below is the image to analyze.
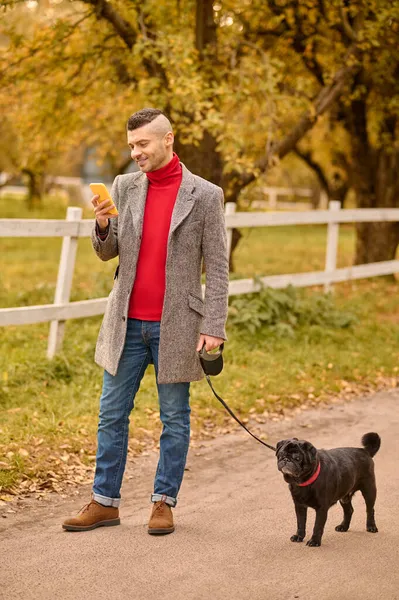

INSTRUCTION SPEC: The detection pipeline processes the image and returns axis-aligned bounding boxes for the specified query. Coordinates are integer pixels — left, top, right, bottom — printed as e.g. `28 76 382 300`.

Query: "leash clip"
198 343 224 376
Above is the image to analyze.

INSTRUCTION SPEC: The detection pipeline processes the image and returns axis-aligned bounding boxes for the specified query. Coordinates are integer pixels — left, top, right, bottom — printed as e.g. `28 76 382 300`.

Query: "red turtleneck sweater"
128 153 182 320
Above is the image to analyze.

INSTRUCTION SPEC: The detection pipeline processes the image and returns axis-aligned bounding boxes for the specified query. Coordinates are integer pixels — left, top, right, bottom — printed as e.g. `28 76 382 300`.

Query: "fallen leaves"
0 374 397 512
0 438 98 504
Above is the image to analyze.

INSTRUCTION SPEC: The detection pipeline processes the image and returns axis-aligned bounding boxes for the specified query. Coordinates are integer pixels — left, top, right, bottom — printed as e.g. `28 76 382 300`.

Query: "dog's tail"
361 432 381 457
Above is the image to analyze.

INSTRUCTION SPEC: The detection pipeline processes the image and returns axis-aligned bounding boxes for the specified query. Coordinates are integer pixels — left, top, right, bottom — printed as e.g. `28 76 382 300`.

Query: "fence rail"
1 201 398 357
2 208 399 239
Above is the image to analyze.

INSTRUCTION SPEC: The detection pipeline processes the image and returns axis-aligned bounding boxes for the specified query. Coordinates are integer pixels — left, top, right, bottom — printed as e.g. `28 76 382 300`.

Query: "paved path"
1 389 399 600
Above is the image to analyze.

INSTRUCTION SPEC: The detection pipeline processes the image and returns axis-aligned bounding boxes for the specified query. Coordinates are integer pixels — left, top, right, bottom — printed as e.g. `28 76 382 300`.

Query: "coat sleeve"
91 176 120 261
201 187 229 340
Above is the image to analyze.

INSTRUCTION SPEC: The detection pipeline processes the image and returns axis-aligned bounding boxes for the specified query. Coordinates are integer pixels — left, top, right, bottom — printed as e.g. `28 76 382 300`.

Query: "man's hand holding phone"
89 183 119 232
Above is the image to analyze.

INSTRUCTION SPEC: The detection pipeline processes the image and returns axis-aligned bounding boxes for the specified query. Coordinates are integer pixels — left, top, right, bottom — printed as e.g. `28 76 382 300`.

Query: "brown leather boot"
62 499 120 532
148 501 175 535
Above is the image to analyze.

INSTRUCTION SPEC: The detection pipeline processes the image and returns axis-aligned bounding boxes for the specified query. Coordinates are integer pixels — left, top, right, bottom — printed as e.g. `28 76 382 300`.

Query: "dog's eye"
292 455 301 462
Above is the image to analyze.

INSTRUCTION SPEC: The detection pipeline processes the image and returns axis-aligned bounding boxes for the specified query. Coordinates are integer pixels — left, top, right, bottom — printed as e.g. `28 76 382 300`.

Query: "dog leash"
199 345 276 452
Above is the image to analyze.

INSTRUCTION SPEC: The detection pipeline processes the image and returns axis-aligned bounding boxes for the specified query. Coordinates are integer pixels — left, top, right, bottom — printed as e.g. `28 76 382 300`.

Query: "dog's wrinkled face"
276 438 318 483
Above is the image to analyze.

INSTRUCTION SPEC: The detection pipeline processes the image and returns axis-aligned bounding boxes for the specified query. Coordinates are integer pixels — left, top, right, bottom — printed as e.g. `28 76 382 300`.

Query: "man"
62 108 229 535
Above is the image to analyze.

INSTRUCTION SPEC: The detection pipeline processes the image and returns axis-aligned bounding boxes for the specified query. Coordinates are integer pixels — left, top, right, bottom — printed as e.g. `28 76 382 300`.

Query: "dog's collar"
298 462 321 486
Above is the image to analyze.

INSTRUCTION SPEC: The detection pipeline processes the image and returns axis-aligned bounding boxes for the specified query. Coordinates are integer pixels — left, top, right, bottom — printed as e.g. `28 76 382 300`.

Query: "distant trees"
1 0 398 261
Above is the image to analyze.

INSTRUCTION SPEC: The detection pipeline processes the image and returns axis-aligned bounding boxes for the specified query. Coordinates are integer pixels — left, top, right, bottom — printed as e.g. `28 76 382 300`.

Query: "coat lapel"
126 163 196 240
169 164 196 238
127 173 148 236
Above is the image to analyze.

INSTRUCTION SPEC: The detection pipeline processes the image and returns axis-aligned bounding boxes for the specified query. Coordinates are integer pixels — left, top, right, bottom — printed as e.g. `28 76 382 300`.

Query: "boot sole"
62 518 120 532
147 526 175 535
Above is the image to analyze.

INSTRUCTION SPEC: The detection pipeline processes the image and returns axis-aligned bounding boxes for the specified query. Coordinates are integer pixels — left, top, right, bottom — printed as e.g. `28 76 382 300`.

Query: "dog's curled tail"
361 432 381 457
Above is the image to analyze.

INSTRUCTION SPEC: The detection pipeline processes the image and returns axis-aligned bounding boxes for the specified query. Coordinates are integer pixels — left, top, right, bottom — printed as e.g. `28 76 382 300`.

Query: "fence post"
47 206 82 358
225 202 236 260
268 188 278 209
324 200 341 292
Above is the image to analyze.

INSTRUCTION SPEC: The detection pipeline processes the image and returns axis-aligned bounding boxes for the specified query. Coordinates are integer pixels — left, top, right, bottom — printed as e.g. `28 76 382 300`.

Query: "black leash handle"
204 374 276 452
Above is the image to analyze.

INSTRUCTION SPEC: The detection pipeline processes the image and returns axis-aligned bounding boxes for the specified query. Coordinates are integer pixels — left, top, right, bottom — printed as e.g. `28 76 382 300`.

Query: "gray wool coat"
91 163 229 384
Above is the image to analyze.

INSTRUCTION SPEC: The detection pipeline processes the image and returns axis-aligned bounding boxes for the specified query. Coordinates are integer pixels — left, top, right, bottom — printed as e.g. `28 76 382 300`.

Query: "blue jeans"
92 319 191 508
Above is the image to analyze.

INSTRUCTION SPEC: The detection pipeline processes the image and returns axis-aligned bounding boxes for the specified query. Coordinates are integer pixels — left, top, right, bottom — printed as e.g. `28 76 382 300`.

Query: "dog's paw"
290 534 304 543
306 538 321 547
335 524 349 532
367 525 378 533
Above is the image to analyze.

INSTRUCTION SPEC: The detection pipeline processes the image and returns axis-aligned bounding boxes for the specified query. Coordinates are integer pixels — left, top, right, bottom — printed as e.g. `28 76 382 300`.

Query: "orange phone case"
89 183 119 216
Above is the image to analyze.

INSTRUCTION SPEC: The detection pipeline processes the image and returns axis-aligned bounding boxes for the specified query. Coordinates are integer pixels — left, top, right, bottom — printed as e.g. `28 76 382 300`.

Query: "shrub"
228 284 356 336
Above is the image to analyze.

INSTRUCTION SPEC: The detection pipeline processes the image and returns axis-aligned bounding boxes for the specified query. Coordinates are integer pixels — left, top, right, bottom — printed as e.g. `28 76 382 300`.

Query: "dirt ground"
1 388 399 600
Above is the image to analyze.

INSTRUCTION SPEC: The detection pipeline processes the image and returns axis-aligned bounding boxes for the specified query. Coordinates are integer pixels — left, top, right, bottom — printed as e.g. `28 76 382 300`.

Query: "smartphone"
89 183 119 216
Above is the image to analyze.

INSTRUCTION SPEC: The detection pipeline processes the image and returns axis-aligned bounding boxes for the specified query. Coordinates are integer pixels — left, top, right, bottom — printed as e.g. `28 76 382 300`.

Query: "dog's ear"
276 440 287 454
302 441 317 458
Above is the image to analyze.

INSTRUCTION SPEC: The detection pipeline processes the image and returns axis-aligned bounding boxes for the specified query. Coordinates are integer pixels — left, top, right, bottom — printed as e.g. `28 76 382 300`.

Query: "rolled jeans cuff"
92 492 120 508
151 493 176 507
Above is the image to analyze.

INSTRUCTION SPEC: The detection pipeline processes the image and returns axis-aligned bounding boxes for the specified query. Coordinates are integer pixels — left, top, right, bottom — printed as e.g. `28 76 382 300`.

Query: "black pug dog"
276 432 380 547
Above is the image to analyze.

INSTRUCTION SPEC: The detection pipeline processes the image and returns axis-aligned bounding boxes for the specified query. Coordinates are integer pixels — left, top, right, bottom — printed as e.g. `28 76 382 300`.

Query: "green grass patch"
0 194 398 497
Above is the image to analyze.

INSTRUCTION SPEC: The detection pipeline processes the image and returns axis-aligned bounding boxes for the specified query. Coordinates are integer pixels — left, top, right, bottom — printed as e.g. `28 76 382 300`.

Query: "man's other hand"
196 334 224 353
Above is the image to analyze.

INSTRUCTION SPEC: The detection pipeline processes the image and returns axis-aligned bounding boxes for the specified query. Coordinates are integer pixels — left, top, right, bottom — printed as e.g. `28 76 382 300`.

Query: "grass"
0 193 398 498
232 222 355 277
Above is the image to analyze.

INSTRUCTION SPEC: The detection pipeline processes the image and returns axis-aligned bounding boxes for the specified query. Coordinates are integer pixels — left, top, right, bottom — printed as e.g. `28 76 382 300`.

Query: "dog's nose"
278 460 290 473
281 465 295 476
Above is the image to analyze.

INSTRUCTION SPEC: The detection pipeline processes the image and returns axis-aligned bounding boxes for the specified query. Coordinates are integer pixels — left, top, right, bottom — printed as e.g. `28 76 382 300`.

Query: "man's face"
127 122 173 173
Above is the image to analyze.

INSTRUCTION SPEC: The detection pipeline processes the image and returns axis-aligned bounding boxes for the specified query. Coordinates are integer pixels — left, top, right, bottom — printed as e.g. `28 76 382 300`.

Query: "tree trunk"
196 0 217 56
174 133 243 271
179 0 240 272
22 168 45 208
174 130 223 186
352 148 399 264
341 88 399 264
353 162 399 263
355 221 399 264
229 228 242 272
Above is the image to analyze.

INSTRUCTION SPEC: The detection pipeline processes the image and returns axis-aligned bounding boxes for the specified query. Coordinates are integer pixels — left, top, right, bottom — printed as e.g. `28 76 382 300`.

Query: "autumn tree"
232 0 399 263
1 0 398 262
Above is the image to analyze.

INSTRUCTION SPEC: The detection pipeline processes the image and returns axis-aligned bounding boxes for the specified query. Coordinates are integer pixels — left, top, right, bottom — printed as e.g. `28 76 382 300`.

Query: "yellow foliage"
0 0 398 189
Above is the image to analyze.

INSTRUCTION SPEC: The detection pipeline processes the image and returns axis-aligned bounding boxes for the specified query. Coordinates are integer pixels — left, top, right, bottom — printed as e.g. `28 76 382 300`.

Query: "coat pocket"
188 293 205 316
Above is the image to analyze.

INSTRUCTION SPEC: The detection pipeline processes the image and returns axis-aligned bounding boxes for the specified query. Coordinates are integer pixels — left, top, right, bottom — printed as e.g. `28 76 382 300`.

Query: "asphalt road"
1 389 399 600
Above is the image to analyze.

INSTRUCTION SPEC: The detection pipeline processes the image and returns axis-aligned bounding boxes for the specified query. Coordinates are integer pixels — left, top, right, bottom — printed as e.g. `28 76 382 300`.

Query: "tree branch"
294 38 325 86
79 0 137 48
273 62 355 159
196 0 217 55
78 0 167 82
0 11 92 79
225 47 360 199
293 147 330 194
292 3 325 86
339 3 358 42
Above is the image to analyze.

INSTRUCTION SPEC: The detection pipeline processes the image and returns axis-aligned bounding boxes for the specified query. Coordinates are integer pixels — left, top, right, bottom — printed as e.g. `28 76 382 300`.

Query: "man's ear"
164 131 174 147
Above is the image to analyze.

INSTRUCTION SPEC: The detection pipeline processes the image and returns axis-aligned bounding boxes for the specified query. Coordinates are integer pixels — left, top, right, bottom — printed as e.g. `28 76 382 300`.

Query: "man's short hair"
127 108 169 131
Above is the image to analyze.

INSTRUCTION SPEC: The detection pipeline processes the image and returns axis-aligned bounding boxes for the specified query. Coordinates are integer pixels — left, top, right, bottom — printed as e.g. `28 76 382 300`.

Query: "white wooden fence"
0 176 92 205
251 186 327 210
1 179 321 209
1 201 398 358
